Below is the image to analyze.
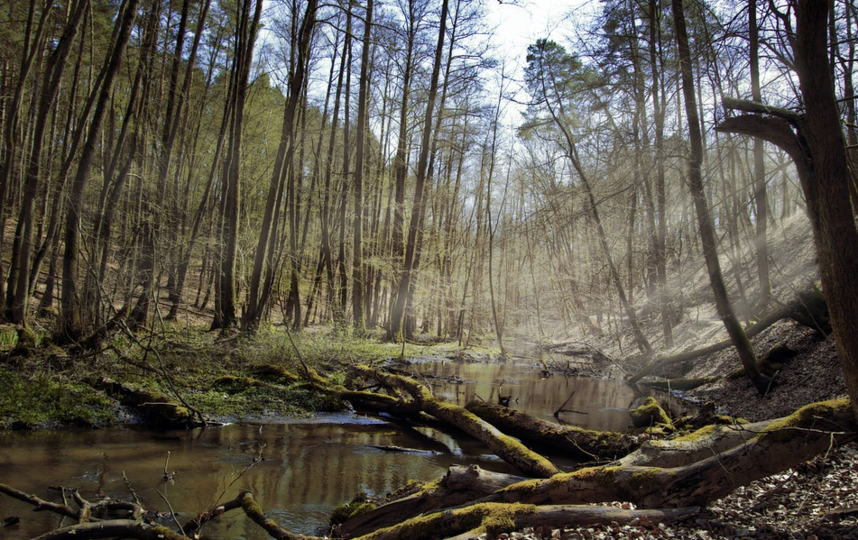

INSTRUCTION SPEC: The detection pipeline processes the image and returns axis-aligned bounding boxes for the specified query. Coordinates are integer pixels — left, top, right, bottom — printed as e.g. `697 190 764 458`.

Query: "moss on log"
351 365 560 478
488 399 856 509
465 401 641 460
629 397 671 428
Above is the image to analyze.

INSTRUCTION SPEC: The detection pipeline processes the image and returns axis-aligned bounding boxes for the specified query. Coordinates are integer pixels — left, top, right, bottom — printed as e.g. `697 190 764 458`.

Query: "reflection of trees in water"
412 360 638 432
1 422 453 539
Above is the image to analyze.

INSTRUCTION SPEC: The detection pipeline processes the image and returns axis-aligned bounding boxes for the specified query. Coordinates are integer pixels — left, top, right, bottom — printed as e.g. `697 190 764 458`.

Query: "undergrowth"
0 323 471 430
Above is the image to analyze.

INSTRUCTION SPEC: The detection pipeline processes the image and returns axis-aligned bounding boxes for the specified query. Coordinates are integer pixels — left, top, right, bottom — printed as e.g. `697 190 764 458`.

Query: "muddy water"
0 357 682 538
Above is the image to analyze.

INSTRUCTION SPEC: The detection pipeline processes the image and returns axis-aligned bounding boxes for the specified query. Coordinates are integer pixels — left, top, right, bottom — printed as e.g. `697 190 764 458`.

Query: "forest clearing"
2 0 858 538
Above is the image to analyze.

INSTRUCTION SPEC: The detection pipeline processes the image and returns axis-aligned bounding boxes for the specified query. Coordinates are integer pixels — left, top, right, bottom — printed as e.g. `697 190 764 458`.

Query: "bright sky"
483 0 594 74
480 0 595 128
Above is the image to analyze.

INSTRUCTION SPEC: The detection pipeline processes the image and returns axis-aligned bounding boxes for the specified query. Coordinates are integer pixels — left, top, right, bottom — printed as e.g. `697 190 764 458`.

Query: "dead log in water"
465 401 643 461
350 365 560 478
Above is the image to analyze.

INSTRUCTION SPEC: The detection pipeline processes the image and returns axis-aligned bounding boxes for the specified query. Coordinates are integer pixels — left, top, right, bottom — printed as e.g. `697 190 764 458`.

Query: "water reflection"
0 419 464 539
408 356 640 431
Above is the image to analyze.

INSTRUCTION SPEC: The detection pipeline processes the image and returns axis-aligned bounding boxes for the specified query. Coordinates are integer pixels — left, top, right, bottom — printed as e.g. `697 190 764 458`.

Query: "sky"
480 0 595 127
483 0 594 73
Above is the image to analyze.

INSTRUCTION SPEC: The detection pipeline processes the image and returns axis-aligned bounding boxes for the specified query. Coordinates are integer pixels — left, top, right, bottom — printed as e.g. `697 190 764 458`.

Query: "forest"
2 0 858 538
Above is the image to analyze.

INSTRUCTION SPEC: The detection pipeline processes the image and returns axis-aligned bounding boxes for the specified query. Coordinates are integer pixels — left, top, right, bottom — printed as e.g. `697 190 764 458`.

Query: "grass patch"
0 368 118 429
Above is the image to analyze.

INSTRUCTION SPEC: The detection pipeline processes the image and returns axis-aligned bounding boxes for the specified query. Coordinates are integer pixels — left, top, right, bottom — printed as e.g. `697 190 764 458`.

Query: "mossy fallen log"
486 399 856 509
96 377 195 429
354 502 698 540
351 365 560 478
465 401 642 460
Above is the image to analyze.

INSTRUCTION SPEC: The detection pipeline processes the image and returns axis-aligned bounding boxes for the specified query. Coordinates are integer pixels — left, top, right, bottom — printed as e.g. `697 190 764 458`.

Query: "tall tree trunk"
389 0 417 330
352 0 374 334
60 0 140 342
749 0 771 306
389 0 449 341
672 0 769 395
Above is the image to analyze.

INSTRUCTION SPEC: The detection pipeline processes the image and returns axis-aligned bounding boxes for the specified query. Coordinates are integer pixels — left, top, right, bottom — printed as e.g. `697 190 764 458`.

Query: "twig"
122 471 142 507
553 390 577 417
284 325 314 385
210 445 266 509
156 488 186 537
163 451 172 480
0 484 79 520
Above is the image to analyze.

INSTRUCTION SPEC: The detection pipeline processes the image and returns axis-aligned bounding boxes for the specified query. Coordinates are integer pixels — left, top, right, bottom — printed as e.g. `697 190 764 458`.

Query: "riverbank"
0 325 504 430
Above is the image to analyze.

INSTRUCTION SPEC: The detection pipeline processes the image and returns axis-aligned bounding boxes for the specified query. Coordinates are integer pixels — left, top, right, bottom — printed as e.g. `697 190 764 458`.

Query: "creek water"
1 355 685 538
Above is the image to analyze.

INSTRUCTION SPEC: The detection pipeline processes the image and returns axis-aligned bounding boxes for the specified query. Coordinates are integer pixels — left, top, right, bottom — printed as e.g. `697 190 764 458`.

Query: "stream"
0 355 687 538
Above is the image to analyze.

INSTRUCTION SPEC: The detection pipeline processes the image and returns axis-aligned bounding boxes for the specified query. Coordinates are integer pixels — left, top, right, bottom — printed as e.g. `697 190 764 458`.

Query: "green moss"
331 493 377 525
629 468 664 491
500 478 541 494
250 364 300 383
673 423 719 442
630 397 671 428
762 399 850 442
0 368 118 429
548 465 620 488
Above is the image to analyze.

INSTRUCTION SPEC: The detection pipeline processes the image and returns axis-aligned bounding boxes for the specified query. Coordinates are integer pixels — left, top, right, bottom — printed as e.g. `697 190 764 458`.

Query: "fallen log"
351 365 560 478
337 465 528 538
356 502 699 540
485 399 856 509
638 376 718 391
465 401 642 460
28 520 186 540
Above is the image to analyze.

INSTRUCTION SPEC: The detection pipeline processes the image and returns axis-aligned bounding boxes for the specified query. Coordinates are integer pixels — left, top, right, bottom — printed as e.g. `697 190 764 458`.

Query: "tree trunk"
672 0 769 395
351 0 374 334
61 0 140 341
749 0 771 306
